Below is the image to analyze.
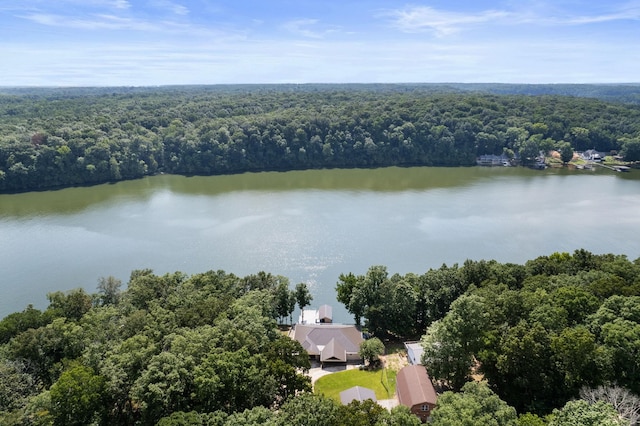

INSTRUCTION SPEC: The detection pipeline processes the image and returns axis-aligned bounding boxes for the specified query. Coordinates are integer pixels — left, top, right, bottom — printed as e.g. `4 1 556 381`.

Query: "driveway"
308 362 359 385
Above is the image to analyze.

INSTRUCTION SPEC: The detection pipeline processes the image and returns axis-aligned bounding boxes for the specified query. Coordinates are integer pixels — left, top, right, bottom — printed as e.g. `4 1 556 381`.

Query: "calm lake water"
1 166 639 321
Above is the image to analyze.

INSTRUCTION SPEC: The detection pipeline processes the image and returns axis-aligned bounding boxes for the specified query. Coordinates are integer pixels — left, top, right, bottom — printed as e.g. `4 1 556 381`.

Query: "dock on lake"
593 163 631 172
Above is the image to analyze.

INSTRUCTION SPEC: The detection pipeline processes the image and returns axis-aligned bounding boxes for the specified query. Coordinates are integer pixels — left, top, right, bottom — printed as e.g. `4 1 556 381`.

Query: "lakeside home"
289 322 364 363
476 154 512 166
396 365 438 423
291 304 363 363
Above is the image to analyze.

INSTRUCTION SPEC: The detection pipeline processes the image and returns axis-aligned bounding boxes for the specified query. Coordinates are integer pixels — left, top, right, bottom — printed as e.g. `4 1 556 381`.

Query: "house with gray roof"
289 323 364 363
340 386 377 405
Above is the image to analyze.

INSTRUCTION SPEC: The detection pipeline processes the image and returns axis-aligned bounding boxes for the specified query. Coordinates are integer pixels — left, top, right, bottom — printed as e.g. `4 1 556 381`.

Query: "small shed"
340 386 377 405
298 304 333 324
404 342 424 365
396 365 438 423
318 304 333 323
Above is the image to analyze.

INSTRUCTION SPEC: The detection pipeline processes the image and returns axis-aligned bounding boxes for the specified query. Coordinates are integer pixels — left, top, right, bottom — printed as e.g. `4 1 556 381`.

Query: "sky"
1 0 639 86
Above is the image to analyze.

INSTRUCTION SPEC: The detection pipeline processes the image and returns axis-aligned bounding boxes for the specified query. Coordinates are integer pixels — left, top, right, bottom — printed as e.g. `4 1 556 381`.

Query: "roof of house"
318 304 332 320
290 324 363 359
340 386 377 405
396 365 437 408
404 342 424 365
321 337 346 362
299 305 334 324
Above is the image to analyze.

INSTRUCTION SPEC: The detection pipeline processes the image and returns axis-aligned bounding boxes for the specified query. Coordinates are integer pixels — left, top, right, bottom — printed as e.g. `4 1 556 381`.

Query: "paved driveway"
308 362 357 384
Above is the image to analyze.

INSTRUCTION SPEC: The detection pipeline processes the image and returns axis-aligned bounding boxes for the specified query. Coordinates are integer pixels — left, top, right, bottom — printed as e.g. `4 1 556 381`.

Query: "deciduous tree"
430 381 517 426
358 337 385 367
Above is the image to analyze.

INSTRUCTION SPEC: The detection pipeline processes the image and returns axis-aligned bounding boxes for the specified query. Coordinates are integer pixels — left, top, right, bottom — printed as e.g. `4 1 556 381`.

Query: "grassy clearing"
314 368 398 402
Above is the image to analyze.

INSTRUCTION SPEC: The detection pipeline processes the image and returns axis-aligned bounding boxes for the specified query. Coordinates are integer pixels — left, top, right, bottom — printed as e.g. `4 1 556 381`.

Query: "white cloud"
18 11 231 37
555 8 640 25
149 0 189 16
21 12 157 31
385 6 512 36
384 3 640 36
112 0 130 9
281 18 338 39
2 1 639 86
4 33 636 87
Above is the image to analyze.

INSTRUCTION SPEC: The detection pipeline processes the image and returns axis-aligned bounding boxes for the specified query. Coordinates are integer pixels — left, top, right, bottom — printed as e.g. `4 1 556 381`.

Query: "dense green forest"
1 84 640 193
1 250 639 425
336 250 640 424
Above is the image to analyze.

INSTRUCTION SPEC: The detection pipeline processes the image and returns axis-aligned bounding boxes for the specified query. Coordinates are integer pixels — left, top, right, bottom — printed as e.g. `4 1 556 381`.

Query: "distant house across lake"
476 154 512 167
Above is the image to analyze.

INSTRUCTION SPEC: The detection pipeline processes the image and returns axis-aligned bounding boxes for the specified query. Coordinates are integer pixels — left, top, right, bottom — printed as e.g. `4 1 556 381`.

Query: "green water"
1 166 639 320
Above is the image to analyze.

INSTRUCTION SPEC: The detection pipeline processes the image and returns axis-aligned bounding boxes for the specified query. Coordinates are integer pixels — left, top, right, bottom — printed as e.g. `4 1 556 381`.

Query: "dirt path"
380 352 409 372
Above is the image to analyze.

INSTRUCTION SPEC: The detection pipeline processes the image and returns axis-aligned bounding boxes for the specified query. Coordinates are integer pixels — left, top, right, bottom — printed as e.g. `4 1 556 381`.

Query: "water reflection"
0 166 638 319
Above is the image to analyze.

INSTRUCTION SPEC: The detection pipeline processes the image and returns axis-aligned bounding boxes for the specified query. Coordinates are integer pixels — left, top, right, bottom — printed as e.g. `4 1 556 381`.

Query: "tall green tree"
295 282 313 323
336 273 361 325
274 281 295 324
131 351 194 424
337 399 387 426
421 294 488 390
557 141 574 164
49 364 106 426
272 393 339 426
492 320 564 414
0 360 38 414
430 381 518 426
97 275 122 306
358 337 385 367
621 138 640 162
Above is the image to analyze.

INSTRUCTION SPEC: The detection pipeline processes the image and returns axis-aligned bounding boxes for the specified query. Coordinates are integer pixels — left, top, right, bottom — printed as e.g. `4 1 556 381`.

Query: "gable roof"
340 386 377 405
301 336 320 355
396 365 437 408
318 304 332 321
321 337 346 362
290 324 363 357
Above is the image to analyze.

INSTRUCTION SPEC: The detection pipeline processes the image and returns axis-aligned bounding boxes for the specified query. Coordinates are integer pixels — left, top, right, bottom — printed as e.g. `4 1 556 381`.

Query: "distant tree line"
1 85 640 192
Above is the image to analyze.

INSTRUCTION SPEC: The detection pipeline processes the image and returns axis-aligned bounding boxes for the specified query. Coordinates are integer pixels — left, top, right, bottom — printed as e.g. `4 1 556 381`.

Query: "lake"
1 166 639 321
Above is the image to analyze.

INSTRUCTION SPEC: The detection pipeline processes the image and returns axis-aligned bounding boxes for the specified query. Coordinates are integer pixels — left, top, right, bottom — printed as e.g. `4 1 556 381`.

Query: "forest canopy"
1 84 640 192
1 250 640 424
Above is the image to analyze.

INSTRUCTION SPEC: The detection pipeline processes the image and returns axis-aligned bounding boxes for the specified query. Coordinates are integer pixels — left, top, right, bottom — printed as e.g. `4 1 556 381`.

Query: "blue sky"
1 0 639 86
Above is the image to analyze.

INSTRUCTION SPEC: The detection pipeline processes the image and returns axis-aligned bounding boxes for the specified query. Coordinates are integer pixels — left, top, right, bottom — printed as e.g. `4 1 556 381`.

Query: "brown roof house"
289 323 363 363
340 386 377 405
396 365 438 423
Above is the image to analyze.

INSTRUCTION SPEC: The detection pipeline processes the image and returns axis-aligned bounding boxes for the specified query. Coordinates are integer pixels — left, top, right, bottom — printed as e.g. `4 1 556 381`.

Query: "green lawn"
314 368 397 402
